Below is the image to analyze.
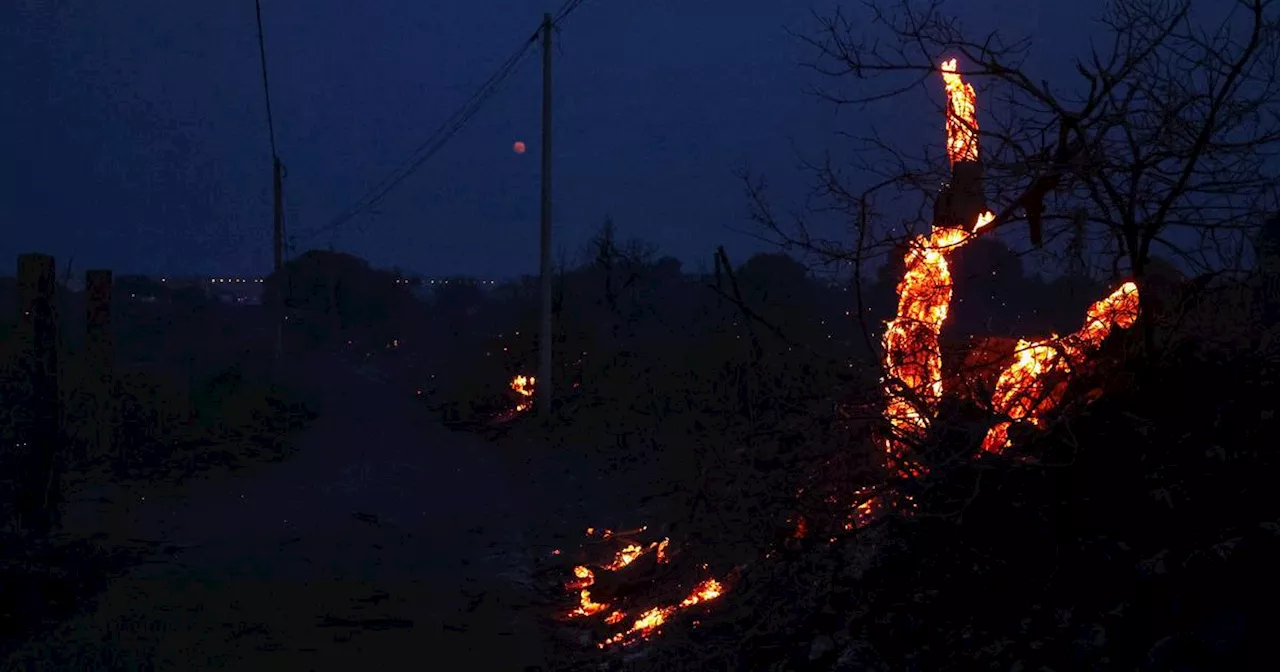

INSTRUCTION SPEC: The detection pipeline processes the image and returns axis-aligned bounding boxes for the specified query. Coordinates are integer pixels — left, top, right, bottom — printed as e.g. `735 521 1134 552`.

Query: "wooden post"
273 156 285 363
538 12 555 415
85 270 115 465
14 253 62 536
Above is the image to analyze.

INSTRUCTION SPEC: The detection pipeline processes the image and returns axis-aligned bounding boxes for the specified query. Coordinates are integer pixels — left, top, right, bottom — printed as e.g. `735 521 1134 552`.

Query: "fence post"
85 269 115 465
14 253 62 536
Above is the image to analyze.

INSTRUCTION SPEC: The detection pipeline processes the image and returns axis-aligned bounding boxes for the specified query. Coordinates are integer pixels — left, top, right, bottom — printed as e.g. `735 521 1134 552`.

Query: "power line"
299 28 540 245
554 0 590 23
299 3 599 247
252 0 279 159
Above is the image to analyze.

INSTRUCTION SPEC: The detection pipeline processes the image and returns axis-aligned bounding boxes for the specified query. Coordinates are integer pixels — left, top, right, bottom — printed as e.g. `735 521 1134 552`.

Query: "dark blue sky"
2 1 1101 278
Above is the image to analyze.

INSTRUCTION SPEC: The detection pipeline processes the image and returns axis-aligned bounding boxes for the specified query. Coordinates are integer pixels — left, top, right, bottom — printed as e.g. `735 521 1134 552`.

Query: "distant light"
513 140 527 154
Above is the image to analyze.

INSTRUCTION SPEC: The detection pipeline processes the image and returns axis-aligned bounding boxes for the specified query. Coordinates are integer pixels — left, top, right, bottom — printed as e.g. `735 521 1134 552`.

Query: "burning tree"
752 0 1280 357
874 54 1142 523
549 50 1146 667
537 4 1280 668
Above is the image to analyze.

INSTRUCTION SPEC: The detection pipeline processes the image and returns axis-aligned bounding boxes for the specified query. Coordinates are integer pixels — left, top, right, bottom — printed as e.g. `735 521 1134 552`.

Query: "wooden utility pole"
14 253 62 535
273 158 284 273
538 12 554 415
85 270 115 464
255 0 285 363
273 155 285 360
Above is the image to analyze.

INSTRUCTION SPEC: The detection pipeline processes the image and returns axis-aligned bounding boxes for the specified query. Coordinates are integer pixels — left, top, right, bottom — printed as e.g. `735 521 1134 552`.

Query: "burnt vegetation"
6 0 1278 669
424 0 1280 669
411 215 1277 671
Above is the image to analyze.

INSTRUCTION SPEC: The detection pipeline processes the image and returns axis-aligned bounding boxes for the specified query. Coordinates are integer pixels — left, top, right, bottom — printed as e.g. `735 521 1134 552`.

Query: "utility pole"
254 0 285 364
538 12 554 416
273 155 284 360
273 158 284 273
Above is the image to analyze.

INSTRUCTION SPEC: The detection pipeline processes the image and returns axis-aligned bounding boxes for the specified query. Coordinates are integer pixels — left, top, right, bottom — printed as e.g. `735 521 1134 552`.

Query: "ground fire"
510 374 535 412
554 527 721 648
553 55 1143 653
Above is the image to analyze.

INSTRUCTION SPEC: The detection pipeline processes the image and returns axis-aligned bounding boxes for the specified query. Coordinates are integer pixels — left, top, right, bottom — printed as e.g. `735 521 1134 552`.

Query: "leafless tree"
750 0 1280 354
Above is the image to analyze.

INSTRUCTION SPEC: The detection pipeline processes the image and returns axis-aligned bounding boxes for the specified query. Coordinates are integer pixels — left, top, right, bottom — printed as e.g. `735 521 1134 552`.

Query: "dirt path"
4 357 547 671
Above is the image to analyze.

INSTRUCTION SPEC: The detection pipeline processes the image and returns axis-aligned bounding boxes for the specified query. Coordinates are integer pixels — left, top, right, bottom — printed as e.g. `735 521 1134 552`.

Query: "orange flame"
604 610 627 625
574 589 609 618
510 374 536 412
873 58 1140 520
603 538 670 571
604 543 648 570
877 58 990 477
940 58 978 165
559 57 1140 655
980 282 1140 453
564 537 673 620
598 578 724 648
881 211 994 475
560 531 715 648
566 565 609 617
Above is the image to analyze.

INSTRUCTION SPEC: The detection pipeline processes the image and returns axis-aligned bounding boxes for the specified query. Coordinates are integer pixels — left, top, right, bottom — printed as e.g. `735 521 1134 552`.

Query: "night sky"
2 1 1102 279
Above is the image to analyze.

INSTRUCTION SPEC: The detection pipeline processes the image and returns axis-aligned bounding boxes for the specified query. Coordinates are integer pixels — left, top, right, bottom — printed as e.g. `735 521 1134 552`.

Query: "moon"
513 141 527 154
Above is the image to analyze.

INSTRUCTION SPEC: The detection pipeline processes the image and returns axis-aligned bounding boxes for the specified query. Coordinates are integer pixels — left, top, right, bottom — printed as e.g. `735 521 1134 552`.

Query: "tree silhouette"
736 252 819 337
267 250 408 350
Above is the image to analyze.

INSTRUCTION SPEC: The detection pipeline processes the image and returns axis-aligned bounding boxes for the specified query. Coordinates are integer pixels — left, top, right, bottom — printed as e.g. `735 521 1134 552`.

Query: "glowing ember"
979 282 1140 453
556 56 1142 657
573 589 609 618
875 58 1141 518
879 57 993 476
604 610 627 625
557 528 718 648
563 535 674 622
881 211 994 476
793 515 808 539
940 58 978 165
598 578 724 648
602 538 670 571
605 543 648 570
566 565 594 591
510 374 536 412
846 485 918 530
566 565 609 617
